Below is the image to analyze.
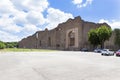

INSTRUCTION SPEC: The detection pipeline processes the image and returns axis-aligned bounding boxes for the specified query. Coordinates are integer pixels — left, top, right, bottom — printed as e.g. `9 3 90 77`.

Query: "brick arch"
66 28 78 49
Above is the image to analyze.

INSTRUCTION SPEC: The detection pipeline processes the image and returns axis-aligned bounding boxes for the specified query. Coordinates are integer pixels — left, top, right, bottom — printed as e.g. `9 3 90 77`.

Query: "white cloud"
99 19 120 30
26 11 46 25
72 0 93 8
0 0 73 42
22 24 41 34
46 8 73 29
0 15 22 33
0 0 14 14
0 30 20 42
13 11 28 25
72 0 83 4
10 0 49 12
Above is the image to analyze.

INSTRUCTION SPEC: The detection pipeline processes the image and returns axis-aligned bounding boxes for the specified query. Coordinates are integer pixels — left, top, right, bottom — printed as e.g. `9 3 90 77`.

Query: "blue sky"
49 0 120 21
0 0 120 42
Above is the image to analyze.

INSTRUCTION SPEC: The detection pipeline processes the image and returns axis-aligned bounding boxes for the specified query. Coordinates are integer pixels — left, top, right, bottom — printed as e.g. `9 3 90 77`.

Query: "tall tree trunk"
101 41 104 49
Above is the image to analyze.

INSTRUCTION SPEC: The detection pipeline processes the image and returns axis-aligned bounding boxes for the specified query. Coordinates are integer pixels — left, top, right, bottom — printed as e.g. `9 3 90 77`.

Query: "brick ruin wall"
19 16 118 51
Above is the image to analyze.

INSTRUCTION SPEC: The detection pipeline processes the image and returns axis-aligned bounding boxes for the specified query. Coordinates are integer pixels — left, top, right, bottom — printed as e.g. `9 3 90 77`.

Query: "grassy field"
0 48 57 52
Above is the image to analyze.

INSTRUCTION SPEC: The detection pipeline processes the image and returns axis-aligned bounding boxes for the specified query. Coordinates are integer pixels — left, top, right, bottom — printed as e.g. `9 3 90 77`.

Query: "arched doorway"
65 28 78 49
68 31 75 46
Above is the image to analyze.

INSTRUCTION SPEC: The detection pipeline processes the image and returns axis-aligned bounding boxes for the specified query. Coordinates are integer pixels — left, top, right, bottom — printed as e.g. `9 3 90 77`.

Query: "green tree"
0 41 6 49
88 29 100 48
88 25 112 49
97 25 112 49
114 29 120 48
5 42 18 48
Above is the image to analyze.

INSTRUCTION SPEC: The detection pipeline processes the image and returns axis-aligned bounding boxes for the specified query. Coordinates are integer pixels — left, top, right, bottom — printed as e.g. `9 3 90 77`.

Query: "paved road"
0 51 120 80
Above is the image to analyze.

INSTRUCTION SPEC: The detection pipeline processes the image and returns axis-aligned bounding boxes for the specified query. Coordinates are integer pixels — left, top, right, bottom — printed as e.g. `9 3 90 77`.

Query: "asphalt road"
0 51 120 80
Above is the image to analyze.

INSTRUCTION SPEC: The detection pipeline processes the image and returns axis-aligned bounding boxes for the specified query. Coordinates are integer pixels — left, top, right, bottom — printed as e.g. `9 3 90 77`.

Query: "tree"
88 25 112 49
114 29 120 48
88 29 100 48
5 42 18 48
97 25 112 49
0 41 6 49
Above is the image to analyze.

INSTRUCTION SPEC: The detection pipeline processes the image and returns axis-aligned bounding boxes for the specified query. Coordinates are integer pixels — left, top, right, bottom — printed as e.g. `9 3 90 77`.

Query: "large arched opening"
65 28 79 49
68 31 75 46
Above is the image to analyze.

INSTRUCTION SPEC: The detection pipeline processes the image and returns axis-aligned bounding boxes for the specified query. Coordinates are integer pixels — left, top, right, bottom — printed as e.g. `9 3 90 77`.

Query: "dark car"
115 50 120 56
81 48 88 52
94 48 102 53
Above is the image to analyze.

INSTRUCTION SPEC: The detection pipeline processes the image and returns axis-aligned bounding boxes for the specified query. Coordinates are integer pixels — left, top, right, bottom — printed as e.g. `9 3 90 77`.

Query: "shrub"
0 41 6 49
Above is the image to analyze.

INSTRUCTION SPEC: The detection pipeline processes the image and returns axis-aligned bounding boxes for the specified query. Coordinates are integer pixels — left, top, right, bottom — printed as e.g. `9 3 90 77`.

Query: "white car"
101 49 114 56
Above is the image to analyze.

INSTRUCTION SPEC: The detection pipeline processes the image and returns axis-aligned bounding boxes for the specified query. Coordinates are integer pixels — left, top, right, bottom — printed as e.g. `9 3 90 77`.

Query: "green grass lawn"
0 48 57 52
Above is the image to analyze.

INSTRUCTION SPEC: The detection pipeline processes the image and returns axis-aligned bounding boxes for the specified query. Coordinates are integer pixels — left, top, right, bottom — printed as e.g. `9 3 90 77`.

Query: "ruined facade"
19 16 116 50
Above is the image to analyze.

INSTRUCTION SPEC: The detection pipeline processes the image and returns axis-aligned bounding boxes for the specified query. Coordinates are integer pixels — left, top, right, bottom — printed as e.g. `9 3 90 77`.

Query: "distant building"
18 16 117 50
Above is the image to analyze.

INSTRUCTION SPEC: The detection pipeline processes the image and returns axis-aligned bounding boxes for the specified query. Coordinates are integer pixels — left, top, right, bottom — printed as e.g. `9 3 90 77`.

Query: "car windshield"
118 50 120 52
103 49 108 51
103 50 107 51
95 49 101 50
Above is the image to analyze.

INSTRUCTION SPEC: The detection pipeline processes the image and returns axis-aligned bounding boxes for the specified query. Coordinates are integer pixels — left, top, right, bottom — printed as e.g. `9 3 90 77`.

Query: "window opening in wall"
39 40 41 46
56 44 60 47
48 37 51 46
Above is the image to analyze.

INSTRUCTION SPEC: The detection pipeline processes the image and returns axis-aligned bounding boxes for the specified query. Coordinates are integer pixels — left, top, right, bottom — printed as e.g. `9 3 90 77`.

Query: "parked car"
115 49 120 56
81 48 88 52
94 48 102 53
101 49 114 56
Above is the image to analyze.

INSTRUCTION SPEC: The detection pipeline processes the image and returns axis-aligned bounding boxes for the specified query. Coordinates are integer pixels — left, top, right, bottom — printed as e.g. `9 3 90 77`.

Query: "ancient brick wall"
19 16 116 51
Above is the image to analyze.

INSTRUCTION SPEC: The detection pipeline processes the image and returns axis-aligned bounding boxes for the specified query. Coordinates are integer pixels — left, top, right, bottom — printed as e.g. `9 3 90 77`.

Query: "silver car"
101 49 114 56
